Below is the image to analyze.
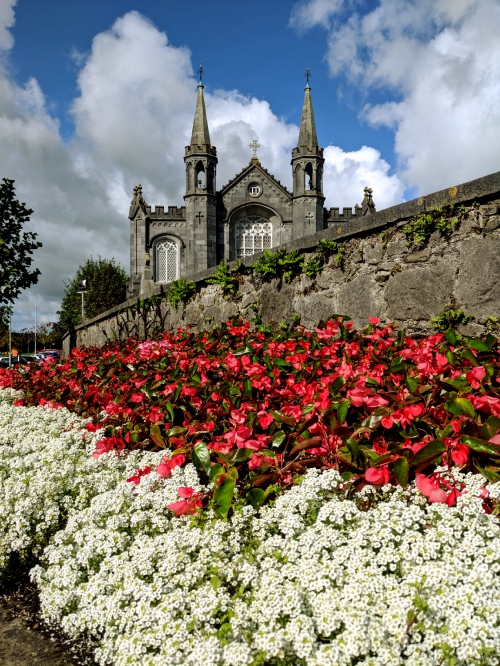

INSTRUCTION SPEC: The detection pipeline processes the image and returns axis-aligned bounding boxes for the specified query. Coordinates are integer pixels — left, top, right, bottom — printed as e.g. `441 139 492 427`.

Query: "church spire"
298 67 318 150
190 65 211 146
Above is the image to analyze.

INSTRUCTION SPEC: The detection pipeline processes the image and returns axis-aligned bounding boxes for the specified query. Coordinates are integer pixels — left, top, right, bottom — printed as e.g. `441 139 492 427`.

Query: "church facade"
127 78 375 297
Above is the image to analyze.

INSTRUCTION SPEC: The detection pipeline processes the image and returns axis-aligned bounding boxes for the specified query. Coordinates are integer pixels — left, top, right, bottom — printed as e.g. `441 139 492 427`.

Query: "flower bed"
1 386 500 664
1 319 500 516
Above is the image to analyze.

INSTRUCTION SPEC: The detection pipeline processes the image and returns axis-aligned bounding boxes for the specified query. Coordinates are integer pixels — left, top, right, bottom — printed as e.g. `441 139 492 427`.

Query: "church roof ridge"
217 161 291 197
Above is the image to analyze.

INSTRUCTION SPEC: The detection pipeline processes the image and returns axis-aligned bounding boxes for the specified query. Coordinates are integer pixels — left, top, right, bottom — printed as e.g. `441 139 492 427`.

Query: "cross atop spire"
304 65 311 88
198 62 204 84
249 139 261 156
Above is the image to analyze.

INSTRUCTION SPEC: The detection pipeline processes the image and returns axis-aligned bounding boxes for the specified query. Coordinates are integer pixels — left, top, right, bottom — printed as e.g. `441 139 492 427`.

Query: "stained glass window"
156 239 178 283
235 217 272 258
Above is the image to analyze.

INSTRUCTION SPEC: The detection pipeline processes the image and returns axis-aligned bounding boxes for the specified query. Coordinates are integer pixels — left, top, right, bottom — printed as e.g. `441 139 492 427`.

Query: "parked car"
0 355 34 367
37 349 63 359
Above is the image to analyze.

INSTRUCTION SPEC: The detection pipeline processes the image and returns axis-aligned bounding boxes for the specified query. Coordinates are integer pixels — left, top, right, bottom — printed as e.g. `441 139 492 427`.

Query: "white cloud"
0 0 16 52
323 145 403 211
290 0 344 30
1 7 404 331
295 0 500 194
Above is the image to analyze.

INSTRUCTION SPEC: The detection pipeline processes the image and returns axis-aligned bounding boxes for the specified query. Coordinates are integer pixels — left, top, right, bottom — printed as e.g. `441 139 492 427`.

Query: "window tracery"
235 217 272 257
156 239 178 282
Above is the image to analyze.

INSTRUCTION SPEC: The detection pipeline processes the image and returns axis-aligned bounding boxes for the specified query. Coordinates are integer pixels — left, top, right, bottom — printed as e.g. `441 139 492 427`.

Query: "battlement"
326 205 365 224
147 205 186 220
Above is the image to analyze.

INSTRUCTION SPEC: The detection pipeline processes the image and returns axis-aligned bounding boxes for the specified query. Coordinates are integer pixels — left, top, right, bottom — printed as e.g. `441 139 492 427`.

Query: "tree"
57 256 128 331
0 179 42 319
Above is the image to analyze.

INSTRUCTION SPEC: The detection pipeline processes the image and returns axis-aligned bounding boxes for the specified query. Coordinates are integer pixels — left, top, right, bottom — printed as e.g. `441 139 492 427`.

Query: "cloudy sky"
1 0 499 330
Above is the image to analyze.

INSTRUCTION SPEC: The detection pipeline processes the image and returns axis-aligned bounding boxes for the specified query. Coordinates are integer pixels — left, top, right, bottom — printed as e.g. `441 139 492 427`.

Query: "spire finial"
304 65 311 88
198 62 204 85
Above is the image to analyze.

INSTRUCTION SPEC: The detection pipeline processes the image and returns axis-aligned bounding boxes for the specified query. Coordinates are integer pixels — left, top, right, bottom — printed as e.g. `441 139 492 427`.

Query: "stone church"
127 75 375 297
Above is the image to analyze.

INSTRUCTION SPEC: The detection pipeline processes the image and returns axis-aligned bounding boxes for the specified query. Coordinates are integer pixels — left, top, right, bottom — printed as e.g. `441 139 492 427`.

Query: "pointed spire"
190 67 211 147
298 67 318 150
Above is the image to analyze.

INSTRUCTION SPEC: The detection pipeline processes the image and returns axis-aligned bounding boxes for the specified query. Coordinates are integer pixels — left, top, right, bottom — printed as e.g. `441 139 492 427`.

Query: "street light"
77 279 88 322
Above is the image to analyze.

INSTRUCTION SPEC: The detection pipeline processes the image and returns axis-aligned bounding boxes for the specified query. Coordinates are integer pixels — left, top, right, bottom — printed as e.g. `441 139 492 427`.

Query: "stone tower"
291 76 325 238
184 76 218 275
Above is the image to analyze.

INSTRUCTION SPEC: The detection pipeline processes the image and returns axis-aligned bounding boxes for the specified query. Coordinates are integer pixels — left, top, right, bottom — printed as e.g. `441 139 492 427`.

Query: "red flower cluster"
1 318 499 515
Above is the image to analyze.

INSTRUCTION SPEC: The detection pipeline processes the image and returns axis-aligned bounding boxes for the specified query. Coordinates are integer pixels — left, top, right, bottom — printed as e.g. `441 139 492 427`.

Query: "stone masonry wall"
64 171 500 354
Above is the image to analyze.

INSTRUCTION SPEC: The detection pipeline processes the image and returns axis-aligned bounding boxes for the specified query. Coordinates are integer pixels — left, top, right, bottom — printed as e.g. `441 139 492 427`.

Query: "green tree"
0 179 42 320
57 256 128 331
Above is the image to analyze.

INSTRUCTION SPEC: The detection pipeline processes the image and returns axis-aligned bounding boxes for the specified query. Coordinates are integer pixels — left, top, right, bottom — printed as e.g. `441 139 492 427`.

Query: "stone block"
456 236 500 318
386 266 454 321
292 291 338 328
315 268 344 290
363 242 384 265
404 248 430 263
336 274 382 329
239 280 255 294
241 291 258 309
385 239 407 259
260 280 295 324
484 216 500 233
185 303 204 327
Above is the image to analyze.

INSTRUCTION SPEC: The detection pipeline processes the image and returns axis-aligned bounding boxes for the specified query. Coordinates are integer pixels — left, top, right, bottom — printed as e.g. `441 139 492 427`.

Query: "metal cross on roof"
249 139 261 156
198 63 204 83
305 66 311 86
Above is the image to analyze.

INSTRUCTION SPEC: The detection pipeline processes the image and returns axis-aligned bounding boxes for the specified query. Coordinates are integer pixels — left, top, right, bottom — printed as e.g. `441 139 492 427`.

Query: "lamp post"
34 295 37 354
8 314 11 367
77 279 88 322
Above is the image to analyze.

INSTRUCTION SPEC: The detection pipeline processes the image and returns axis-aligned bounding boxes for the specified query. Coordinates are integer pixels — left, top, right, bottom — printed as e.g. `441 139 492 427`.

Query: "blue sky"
1 0 500 330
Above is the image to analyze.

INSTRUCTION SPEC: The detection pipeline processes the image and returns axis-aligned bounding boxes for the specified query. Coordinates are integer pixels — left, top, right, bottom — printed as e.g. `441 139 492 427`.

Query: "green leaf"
213 469 237 519
165 401 175 422
209 463 224 483
461 348 479 366
485 334 497 351
271 431 287 448
410 439 446 467
269 410 295 426
210 575 219 591
231 448 254 463
461 436 500 457
149 424 166 448
453 397 476 418
445 328 457 345
192 441 211 474
405 375 419 393
345 438 359 461
247 488 266 510
467 338 489 352
472 460 500 482
394 457 409 487
482 416 500 440
337 399 351 424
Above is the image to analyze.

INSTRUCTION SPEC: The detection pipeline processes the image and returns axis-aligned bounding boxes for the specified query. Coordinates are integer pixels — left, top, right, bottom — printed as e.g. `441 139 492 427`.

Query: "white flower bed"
3 389 500 665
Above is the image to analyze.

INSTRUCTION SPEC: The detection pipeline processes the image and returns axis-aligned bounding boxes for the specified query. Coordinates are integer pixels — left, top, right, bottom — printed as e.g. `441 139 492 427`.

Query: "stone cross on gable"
249 139 261 156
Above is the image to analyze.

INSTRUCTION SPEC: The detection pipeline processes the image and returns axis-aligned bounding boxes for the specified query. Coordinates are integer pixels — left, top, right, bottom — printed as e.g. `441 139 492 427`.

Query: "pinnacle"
298 85 318 150
190 82 211 146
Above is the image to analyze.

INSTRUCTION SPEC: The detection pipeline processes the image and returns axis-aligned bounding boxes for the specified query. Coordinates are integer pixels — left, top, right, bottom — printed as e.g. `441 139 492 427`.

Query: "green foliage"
206 259 241 296
0 179 42 318
404 203 467 248
430 307 474 332
302 238 345 277
253 248 304 283
57 256 128 330
167 278 196 310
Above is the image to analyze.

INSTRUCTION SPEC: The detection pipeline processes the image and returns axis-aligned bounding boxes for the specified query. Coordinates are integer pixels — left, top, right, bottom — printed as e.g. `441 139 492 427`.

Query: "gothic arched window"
235 217 272 258
156 239 178 283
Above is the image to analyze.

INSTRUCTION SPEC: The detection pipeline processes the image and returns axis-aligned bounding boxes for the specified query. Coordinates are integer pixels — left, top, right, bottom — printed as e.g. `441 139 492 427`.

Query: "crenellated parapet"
146 205 186 220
